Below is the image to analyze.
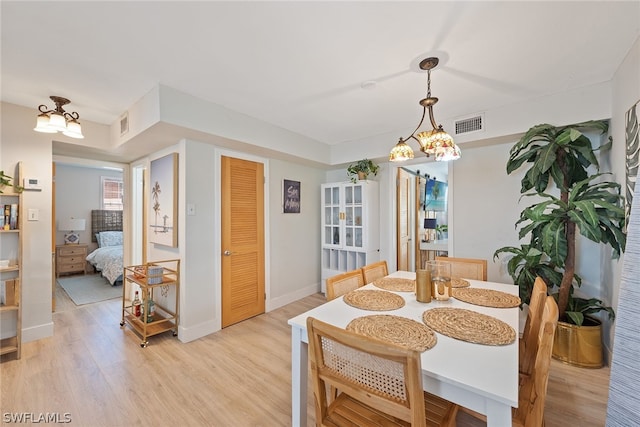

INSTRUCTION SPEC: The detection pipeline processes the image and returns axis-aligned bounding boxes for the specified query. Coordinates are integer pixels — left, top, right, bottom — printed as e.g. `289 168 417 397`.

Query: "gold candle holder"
416 269 432 303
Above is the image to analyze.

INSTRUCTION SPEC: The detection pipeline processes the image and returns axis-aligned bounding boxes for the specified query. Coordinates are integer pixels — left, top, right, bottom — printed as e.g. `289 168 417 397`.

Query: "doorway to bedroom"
53 160 125 312
393 161 450 273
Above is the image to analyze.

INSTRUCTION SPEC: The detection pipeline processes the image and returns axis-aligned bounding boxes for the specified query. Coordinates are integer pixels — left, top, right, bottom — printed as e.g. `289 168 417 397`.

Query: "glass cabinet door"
323 184 342 247
343 184 364 249
322 182 369 250
353 184 362 204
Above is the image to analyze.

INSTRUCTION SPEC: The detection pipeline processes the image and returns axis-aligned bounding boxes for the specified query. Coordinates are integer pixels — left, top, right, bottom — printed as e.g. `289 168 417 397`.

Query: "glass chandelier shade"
48 112 67 131
416 127 461 161
389 57 460 162
34 113 57 133
63 118 84 139
389 138 415 162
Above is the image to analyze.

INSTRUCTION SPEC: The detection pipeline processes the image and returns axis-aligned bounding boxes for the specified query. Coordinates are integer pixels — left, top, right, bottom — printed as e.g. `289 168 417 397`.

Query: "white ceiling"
2 1 639 163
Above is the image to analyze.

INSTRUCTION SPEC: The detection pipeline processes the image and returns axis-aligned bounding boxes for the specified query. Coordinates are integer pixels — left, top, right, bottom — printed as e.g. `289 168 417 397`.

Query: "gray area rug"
57 274 122 306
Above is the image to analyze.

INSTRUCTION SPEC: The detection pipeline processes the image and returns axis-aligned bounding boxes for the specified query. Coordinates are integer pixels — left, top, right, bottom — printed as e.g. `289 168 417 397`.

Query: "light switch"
28 208 39 221
187 204 196 216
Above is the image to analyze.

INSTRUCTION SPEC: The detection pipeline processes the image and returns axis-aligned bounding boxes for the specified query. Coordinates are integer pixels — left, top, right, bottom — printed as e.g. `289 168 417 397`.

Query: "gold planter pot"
552 318 603 368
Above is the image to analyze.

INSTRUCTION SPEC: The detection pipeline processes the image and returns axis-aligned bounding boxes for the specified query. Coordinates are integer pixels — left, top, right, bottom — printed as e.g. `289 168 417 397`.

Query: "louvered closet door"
221 156 265 327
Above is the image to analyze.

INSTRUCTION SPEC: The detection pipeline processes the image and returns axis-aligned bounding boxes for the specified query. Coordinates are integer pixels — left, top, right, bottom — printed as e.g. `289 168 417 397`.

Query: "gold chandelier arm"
402 106 427 142
427 105 439 130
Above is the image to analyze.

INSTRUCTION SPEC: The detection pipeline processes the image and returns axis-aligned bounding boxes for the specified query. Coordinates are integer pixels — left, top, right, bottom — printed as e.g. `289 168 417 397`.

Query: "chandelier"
33 96 84 139
389 57 460 162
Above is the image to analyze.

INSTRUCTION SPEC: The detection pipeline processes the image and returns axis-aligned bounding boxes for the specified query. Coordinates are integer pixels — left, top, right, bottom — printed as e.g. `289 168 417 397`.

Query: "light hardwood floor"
53 280 84 312
1 293 609 426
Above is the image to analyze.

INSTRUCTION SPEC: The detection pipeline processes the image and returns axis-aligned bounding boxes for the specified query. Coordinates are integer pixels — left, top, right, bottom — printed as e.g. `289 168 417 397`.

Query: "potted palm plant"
346 159 379 183
495 120 626 367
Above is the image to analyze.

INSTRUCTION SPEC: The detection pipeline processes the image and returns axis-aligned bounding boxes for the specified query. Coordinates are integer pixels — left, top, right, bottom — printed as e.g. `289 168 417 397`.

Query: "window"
101 177 123 211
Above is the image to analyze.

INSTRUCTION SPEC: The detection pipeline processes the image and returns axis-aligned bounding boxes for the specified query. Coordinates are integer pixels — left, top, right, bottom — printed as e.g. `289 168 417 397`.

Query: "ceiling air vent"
454 114 484 135
120 112 129 136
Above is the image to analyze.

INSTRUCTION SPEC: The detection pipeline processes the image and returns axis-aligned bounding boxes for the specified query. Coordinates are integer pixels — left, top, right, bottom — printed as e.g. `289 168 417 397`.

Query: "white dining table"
288 270 519 427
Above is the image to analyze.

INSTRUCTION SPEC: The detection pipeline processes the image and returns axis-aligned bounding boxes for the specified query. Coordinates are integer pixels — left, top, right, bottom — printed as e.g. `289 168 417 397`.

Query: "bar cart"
120 259 180 347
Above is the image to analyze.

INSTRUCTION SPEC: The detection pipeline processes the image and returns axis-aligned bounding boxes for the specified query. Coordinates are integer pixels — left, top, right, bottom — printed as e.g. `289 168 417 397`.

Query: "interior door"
396 168 412 271
221 156 265 327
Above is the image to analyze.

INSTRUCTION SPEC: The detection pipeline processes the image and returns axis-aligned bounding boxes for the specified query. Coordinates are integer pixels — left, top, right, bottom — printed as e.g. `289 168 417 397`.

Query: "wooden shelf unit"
120 259 180 347
1 163 23 360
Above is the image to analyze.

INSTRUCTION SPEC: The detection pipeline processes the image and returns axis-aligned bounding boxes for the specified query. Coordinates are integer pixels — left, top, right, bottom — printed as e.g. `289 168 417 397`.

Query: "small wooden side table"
56 244 88 278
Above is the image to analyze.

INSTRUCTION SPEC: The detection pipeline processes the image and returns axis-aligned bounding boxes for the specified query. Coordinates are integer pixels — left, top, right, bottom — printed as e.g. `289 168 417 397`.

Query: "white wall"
450 140 523 283
179 140 218 340
55 164 123 247
268 159 325 301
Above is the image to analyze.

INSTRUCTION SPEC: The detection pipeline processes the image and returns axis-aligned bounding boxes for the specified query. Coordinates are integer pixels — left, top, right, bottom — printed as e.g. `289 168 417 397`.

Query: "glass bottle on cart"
132 291 142 317
146 298 156 323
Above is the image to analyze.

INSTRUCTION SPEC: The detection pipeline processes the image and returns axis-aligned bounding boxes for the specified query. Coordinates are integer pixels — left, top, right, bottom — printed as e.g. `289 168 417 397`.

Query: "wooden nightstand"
56 244 88 278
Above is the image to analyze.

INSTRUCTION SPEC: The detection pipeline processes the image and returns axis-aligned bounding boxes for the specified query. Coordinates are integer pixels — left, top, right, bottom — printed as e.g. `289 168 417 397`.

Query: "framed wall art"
424 178 448 212
149 153 178 247
283 179 301 213
626 99 639 230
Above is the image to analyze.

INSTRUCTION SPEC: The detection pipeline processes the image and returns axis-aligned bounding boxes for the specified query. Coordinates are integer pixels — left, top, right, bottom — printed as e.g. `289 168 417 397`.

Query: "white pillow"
99 231 123 247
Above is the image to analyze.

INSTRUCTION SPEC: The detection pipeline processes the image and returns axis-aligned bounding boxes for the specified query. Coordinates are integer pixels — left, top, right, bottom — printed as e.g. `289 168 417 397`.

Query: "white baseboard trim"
176 282 321 343
267 283 321 311
22 322 54 343
178 320 219 343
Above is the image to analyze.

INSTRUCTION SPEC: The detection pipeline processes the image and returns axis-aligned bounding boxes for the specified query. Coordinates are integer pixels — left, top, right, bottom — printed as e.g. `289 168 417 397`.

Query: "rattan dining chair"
456 296 558 426
520 277 548 377
435 256 487 281
307 317 458 427
361 260 388 284
325 269 365 301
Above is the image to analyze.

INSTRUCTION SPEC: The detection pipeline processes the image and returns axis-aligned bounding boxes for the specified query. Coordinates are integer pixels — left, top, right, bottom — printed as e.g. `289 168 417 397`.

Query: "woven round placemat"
422 308 516 346
347 314 437 352
451 278 471 288
343 290 405 311
452 287 521 308
372 277 415 292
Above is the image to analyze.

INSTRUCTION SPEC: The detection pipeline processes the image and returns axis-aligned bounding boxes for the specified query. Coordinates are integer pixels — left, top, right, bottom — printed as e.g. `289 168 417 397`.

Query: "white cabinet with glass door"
321 181 379 293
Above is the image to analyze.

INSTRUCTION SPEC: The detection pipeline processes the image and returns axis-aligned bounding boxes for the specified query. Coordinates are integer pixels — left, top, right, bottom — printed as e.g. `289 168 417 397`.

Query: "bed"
86 210 123 286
